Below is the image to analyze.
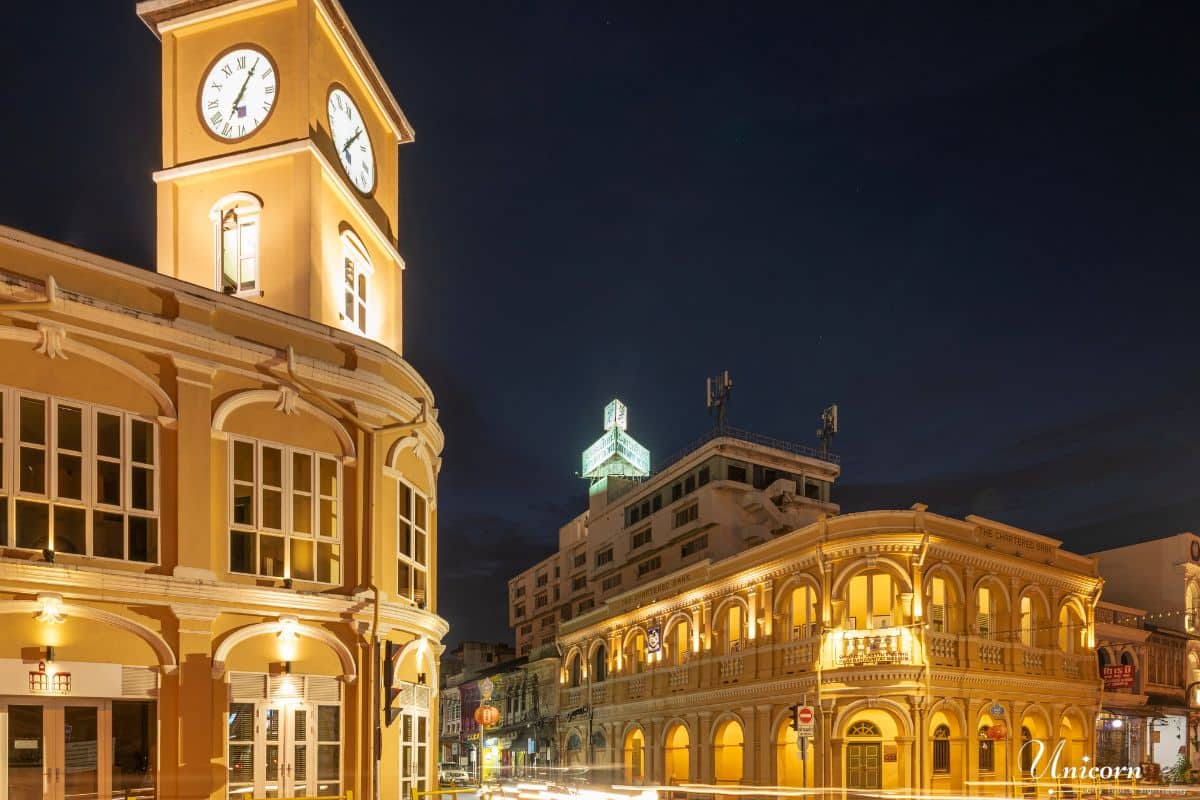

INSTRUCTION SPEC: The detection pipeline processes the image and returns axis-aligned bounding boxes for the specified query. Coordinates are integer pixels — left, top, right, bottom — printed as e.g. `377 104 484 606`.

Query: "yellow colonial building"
0 1 444 798
557 507 1102 793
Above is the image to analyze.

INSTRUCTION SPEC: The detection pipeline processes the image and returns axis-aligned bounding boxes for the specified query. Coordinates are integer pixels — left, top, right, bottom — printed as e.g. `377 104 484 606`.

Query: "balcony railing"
835 629 911 667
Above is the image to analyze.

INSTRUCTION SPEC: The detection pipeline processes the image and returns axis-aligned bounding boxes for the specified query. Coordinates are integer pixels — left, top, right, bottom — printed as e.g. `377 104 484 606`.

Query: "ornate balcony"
829 627 914 668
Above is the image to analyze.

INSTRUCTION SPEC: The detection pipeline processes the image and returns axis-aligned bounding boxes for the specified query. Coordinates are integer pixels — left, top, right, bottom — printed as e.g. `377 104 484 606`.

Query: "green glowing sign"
581 399 649 479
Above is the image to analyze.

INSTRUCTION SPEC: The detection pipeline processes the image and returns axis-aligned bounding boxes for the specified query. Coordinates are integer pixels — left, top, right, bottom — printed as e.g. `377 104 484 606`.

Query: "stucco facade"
556 507 1102 794
0 2 443 798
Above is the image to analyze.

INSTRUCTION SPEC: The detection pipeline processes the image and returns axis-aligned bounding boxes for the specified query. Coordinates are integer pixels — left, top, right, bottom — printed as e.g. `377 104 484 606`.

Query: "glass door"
3 701 106 800
228 702 341 799
399 709 429 800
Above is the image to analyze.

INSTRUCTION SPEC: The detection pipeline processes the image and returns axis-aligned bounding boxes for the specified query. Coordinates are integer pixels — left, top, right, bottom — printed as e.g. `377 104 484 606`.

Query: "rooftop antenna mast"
817 404 838 457
706 371 733 431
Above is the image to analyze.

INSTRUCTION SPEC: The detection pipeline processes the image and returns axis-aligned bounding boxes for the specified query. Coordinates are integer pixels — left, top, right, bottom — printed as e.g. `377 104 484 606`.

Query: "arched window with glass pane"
978 726 995 772
670 620 690 665
976 586 998 639
848 572 897 630
341 230 371 335
932 725 950 774
1020 596 1034 646
928 576 949 633
210 193 261 296
790 584 818 639
591 643 608 683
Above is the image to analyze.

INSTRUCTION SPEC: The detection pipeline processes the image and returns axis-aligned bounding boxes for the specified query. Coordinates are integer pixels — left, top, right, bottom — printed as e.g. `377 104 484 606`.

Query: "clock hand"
229 66 256 116
342 128 363 153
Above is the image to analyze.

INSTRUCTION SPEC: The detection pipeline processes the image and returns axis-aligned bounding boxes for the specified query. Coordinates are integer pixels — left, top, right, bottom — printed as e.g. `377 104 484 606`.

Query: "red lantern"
474 704 499 727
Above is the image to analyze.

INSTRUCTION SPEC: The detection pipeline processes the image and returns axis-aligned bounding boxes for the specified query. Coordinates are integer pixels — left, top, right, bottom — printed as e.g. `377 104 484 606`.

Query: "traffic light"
789 704 800 732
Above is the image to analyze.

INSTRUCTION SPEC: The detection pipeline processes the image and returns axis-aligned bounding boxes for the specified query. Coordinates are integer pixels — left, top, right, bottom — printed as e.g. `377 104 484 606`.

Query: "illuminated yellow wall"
713 718 744 783
154 0 405 354
664 723 690 784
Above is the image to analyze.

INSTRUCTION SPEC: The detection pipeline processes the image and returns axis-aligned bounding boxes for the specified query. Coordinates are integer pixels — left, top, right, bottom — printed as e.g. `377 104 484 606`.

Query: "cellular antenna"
706 371 733 431
817 404 838 457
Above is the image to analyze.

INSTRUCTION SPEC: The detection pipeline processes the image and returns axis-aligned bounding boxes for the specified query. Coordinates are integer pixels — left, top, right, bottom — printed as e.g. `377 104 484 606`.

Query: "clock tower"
137 0 413 354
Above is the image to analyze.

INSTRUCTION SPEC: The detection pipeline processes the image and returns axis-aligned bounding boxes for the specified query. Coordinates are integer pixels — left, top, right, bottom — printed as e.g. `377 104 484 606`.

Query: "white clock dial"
327 87 376 194
199 46 278 141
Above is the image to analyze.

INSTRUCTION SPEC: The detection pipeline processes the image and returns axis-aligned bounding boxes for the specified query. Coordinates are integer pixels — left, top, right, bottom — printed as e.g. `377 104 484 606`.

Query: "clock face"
199 45 278 142
327 87 376 194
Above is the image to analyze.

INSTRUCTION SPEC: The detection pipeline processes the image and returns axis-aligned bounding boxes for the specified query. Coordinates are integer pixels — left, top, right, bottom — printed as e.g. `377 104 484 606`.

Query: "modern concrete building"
0 1 445 798
508 402 840 656
554 507 1103 793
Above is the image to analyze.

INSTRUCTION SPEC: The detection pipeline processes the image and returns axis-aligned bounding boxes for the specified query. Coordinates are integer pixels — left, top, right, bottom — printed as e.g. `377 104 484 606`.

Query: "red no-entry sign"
797 706 814 725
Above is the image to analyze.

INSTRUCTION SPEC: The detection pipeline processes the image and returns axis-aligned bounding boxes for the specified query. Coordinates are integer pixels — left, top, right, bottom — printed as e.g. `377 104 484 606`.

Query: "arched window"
929 576 949 633
847 721 881 737
1020 595 1035 646
210 193 261 295
976 586 997 639
723 604 747 653
670 620 690 665
932 724 950 774
789 585 818 639
592 643 608 683
1058 603 1086 653
1020 725 1034 773
1097 648 1110 670
978 725 995 772
627 631 646 673
1187 583 1199 633
848 572 898 630
341 230 371 335
228 436 342 583
1 388 160 563
567 653 582 688
566 733 581 752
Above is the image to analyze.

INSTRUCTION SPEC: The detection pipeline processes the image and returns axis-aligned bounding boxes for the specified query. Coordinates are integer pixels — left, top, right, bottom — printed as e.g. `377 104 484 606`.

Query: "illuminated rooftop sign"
582 399 650 479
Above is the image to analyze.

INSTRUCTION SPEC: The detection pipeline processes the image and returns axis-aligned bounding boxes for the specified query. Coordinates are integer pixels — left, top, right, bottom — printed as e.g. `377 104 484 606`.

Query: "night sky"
3 2 1200 646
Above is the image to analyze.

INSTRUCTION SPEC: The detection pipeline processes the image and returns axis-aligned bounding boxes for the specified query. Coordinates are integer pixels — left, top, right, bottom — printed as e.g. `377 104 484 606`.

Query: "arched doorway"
713 718 744 784
845 719 883 790
928 707 963 791
623 727 646 784
565 732 583 767
776 715 813 786
664 723 690 786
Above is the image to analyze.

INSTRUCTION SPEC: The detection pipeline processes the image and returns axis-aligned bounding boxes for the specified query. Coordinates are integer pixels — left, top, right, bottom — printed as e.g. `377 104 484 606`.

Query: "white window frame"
396 476 429 605
340 230 373 335
1 386 160 563
227 436 343 584
210 192 263 298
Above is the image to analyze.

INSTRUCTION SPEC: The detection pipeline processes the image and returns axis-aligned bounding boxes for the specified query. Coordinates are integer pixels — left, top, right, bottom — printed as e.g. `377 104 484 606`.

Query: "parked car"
439 762 472 787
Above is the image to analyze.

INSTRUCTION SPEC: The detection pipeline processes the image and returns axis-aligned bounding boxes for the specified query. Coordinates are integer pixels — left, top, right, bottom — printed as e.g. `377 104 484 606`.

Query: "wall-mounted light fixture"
417 672 427 686
42 548 55 564
36 593 66 625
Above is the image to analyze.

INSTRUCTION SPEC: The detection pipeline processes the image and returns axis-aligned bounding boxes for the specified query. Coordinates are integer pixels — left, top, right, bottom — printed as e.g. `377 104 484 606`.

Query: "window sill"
225 289 264 299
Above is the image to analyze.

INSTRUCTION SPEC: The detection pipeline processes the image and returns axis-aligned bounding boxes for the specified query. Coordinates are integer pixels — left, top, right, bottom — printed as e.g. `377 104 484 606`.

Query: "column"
758 703 777 785
170 357 216 578
762 581 775 640
165 605 220 800
911 696 926 790
698 711 714 784
647 717 662 785
820 698 836 788
896 736 914 791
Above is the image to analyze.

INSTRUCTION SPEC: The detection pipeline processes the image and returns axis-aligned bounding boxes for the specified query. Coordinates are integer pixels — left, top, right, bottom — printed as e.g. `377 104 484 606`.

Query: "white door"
399 709 429 800
227 701 342 799
2 700 108 800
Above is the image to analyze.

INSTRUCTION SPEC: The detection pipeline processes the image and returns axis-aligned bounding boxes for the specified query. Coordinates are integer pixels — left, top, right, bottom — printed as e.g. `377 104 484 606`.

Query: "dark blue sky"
2 2 1199 646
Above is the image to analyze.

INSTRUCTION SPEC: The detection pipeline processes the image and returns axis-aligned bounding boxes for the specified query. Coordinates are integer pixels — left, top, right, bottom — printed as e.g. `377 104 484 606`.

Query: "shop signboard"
1102 664 1134 691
